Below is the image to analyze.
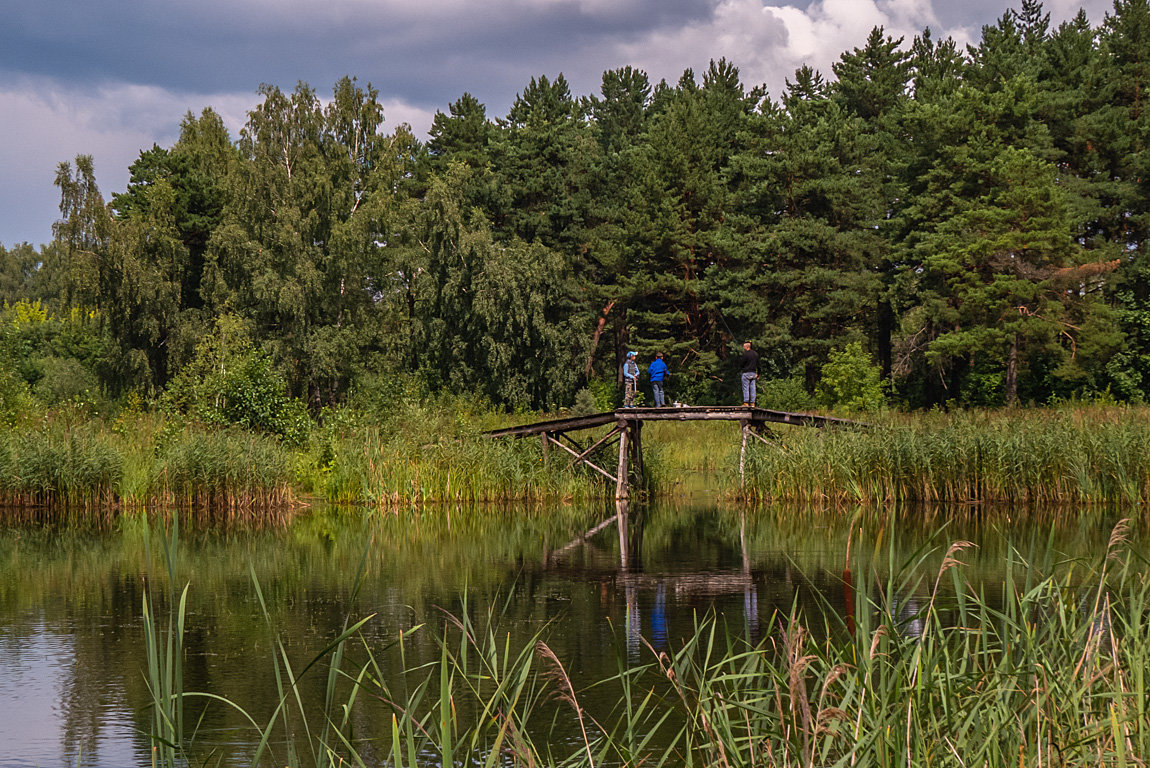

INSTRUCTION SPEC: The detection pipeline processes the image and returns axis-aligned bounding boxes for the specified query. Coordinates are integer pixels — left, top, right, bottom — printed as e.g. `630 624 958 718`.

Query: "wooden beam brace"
565 427 622 471
556 431 587 454
546 434 619 484
749 429 775 447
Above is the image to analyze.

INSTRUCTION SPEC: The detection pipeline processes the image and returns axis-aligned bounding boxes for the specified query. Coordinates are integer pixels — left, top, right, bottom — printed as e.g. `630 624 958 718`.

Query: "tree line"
2 0 1149 417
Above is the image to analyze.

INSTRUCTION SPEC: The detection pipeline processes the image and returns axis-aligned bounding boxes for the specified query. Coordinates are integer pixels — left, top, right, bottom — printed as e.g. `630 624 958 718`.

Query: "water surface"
0 500 1136 766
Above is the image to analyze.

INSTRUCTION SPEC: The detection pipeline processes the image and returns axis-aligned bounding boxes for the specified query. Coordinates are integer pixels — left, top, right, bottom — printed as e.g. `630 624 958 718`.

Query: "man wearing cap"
648 352 669 407
623 351 639 407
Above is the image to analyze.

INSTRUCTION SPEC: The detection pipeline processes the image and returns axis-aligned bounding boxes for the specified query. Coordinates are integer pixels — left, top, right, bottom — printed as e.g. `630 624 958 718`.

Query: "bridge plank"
483 406 867 438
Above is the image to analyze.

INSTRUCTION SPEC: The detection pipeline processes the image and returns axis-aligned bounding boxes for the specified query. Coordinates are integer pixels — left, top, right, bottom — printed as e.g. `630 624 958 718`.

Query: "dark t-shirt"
740 348 759 374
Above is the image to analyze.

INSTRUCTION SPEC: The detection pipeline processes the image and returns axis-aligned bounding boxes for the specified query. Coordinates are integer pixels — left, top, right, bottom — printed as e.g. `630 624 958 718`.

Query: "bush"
162 315 311 444
758 376 815 411
572 388 599 416
816 341 887 413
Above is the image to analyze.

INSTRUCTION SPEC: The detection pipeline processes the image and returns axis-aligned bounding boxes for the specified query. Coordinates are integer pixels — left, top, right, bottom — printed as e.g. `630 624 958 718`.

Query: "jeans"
651 381 665 407
741 372 757 405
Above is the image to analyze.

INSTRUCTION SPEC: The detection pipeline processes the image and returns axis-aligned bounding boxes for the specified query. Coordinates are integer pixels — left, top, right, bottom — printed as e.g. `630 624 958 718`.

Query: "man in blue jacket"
648 352 669 407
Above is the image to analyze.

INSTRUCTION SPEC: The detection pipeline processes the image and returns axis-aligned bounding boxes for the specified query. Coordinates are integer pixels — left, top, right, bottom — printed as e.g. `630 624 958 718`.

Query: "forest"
2 0 1149 424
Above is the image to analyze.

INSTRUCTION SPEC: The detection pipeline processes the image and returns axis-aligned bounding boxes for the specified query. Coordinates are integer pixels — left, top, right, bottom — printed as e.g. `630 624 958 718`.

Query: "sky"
0 0 1113 249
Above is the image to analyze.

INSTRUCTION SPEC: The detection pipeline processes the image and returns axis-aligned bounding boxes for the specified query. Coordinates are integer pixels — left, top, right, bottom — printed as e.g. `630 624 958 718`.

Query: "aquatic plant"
741 405 1150 507
145 521 1150 767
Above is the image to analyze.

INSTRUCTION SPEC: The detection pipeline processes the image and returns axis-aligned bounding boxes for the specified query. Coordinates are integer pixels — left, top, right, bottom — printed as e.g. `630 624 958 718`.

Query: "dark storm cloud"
1 0 715 110
0 0 1117 247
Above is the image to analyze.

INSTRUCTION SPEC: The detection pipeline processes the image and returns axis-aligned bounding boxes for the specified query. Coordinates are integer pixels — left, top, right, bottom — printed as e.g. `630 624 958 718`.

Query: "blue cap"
627 351 636 357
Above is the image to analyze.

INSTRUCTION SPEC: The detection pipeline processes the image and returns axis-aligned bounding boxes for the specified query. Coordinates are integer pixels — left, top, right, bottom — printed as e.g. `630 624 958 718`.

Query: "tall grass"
742 405 1150 507
0 414 293 520
302 398 607 505
6 403 1150 515
150 522 1150 767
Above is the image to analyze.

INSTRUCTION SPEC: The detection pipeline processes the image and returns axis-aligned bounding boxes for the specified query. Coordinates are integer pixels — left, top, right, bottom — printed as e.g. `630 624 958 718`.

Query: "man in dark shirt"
739 341 759 406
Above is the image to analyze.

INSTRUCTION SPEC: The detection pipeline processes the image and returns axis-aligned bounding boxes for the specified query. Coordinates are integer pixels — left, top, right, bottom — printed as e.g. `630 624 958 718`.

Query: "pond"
0 499 1138 767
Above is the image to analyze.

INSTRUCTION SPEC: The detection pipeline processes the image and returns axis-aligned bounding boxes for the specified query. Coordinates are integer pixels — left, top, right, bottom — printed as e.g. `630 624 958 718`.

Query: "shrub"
758 375 815 411
162 315 310 443
816 341 887 413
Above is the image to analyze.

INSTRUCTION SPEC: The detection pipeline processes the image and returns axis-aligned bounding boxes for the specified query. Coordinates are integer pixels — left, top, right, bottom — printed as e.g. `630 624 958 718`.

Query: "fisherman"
648 352 669 407
623 351 639 407
739 341 759 407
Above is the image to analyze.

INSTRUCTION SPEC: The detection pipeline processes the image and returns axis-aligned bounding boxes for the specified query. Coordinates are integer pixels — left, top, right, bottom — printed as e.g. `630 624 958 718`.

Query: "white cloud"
0 81 252 247
615 0 950 97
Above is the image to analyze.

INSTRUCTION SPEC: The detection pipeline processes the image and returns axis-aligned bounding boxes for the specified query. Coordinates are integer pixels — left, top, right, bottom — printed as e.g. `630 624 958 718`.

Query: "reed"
305 398 606 505
0 413 294 520
149 521 1150 767
6 402 1149 516
154 425 294 519
740 405 1150 507
398 525 1149 767
0 420 122 511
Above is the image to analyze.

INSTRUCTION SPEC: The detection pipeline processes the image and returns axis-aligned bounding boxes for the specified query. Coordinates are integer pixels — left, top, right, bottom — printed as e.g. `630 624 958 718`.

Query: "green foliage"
6 8 1149 413
571 387 599 416
758 375 815 411
0 299 108 411
816 341 887 412
0 365 33 425
162 315 310 443
588 377 617 411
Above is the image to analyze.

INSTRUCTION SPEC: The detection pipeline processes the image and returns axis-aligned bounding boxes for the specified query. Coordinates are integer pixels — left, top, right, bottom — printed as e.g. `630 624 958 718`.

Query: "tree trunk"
584 299 616 378
1005 338 1018 406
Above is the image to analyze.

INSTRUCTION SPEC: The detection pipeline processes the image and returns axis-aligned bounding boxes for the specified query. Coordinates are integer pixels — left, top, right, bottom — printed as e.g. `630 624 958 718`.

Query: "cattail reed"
741 405 1150 507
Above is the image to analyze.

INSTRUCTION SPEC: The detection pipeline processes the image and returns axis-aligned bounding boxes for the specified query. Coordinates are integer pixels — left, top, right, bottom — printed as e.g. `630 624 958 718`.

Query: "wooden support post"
616 500 630 571
541 432 550 466
616 421 630 500
632 418 644 489
739 419 750 489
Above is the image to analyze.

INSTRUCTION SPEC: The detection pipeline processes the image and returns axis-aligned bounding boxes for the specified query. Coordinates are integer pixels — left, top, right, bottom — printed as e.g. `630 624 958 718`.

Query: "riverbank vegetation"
742 405 1150 508
2 399 1149 514
4 0 1150 517
137 522 1150 767
0 403 603 514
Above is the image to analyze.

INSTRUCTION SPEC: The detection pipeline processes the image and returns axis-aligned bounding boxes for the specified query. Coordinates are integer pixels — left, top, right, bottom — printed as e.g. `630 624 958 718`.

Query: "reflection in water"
0 626 137 767
0 502 1138 766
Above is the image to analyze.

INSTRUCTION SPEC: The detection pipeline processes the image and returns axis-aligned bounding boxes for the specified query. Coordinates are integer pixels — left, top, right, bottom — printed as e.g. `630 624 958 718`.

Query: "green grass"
145 520 1150 767
740 405 1150 507
5 403 1150 516
0 413 294 519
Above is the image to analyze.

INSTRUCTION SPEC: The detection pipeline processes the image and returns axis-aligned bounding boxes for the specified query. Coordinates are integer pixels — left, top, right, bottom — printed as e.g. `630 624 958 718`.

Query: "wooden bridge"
484 406 867 499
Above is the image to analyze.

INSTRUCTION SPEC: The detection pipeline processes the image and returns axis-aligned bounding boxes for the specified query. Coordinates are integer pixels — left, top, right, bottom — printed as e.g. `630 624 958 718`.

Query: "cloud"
0 76 437 248
0 0 1127 246
0 80 246 247
612 0 945 97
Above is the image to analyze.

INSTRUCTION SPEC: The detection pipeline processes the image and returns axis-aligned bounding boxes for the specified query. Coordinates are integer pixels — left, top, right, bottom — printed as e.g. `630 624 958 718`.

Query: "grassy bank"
741 405 1150 507
0 416 294 520
146 524 1150 767
5 403 1150 516
0 398 607 518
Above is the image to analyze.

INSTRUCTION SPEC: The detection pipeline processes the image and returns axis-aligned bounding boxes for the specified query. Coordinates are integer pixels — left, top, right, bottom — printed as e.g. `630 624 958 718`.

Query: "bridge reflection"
533 502 942 663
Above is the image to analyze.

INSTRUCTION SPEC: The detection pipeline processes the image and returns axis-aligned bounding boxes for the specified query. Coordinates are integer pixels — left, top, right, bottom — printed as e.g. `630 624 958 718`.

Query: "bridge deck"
483 405 866 439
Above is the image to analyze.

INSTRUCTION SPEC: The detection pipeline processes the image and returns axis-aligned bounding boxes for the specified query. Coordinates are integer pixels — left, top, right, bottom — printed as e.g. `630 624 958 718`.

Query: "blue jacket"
648 358 668 382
